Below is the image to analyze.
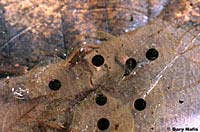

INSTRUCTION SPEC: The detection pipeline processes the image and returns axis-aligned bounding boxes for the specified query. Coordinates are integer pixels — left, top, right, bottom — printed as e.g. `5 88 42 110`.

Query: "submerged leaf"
0 16 199 131
0 0 200 132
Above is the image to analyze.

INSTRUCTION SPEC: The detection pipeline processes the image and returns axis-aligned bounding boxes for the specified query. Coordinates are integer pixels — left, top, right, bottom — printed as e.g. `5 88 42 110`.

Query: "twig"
0 65 28 76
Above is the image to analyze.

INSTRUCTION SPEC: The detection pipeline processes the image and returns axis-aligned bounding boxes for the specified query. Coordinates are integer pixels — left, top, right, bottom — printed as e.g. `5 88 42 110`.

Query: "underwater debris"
0 15 199 131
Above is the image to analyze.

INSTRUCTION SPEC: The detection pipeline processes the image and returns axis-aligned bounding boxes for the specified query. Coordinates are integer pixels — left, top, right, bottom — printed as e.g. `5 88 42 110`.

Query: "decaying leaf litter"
0 0 200 132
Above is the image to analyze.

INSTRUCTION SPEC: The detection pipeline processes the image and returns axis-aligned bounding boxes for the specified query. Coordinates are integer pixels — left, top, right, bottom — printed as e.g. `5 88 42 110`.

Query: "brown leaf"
0 1 200 132
0 16 199 131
